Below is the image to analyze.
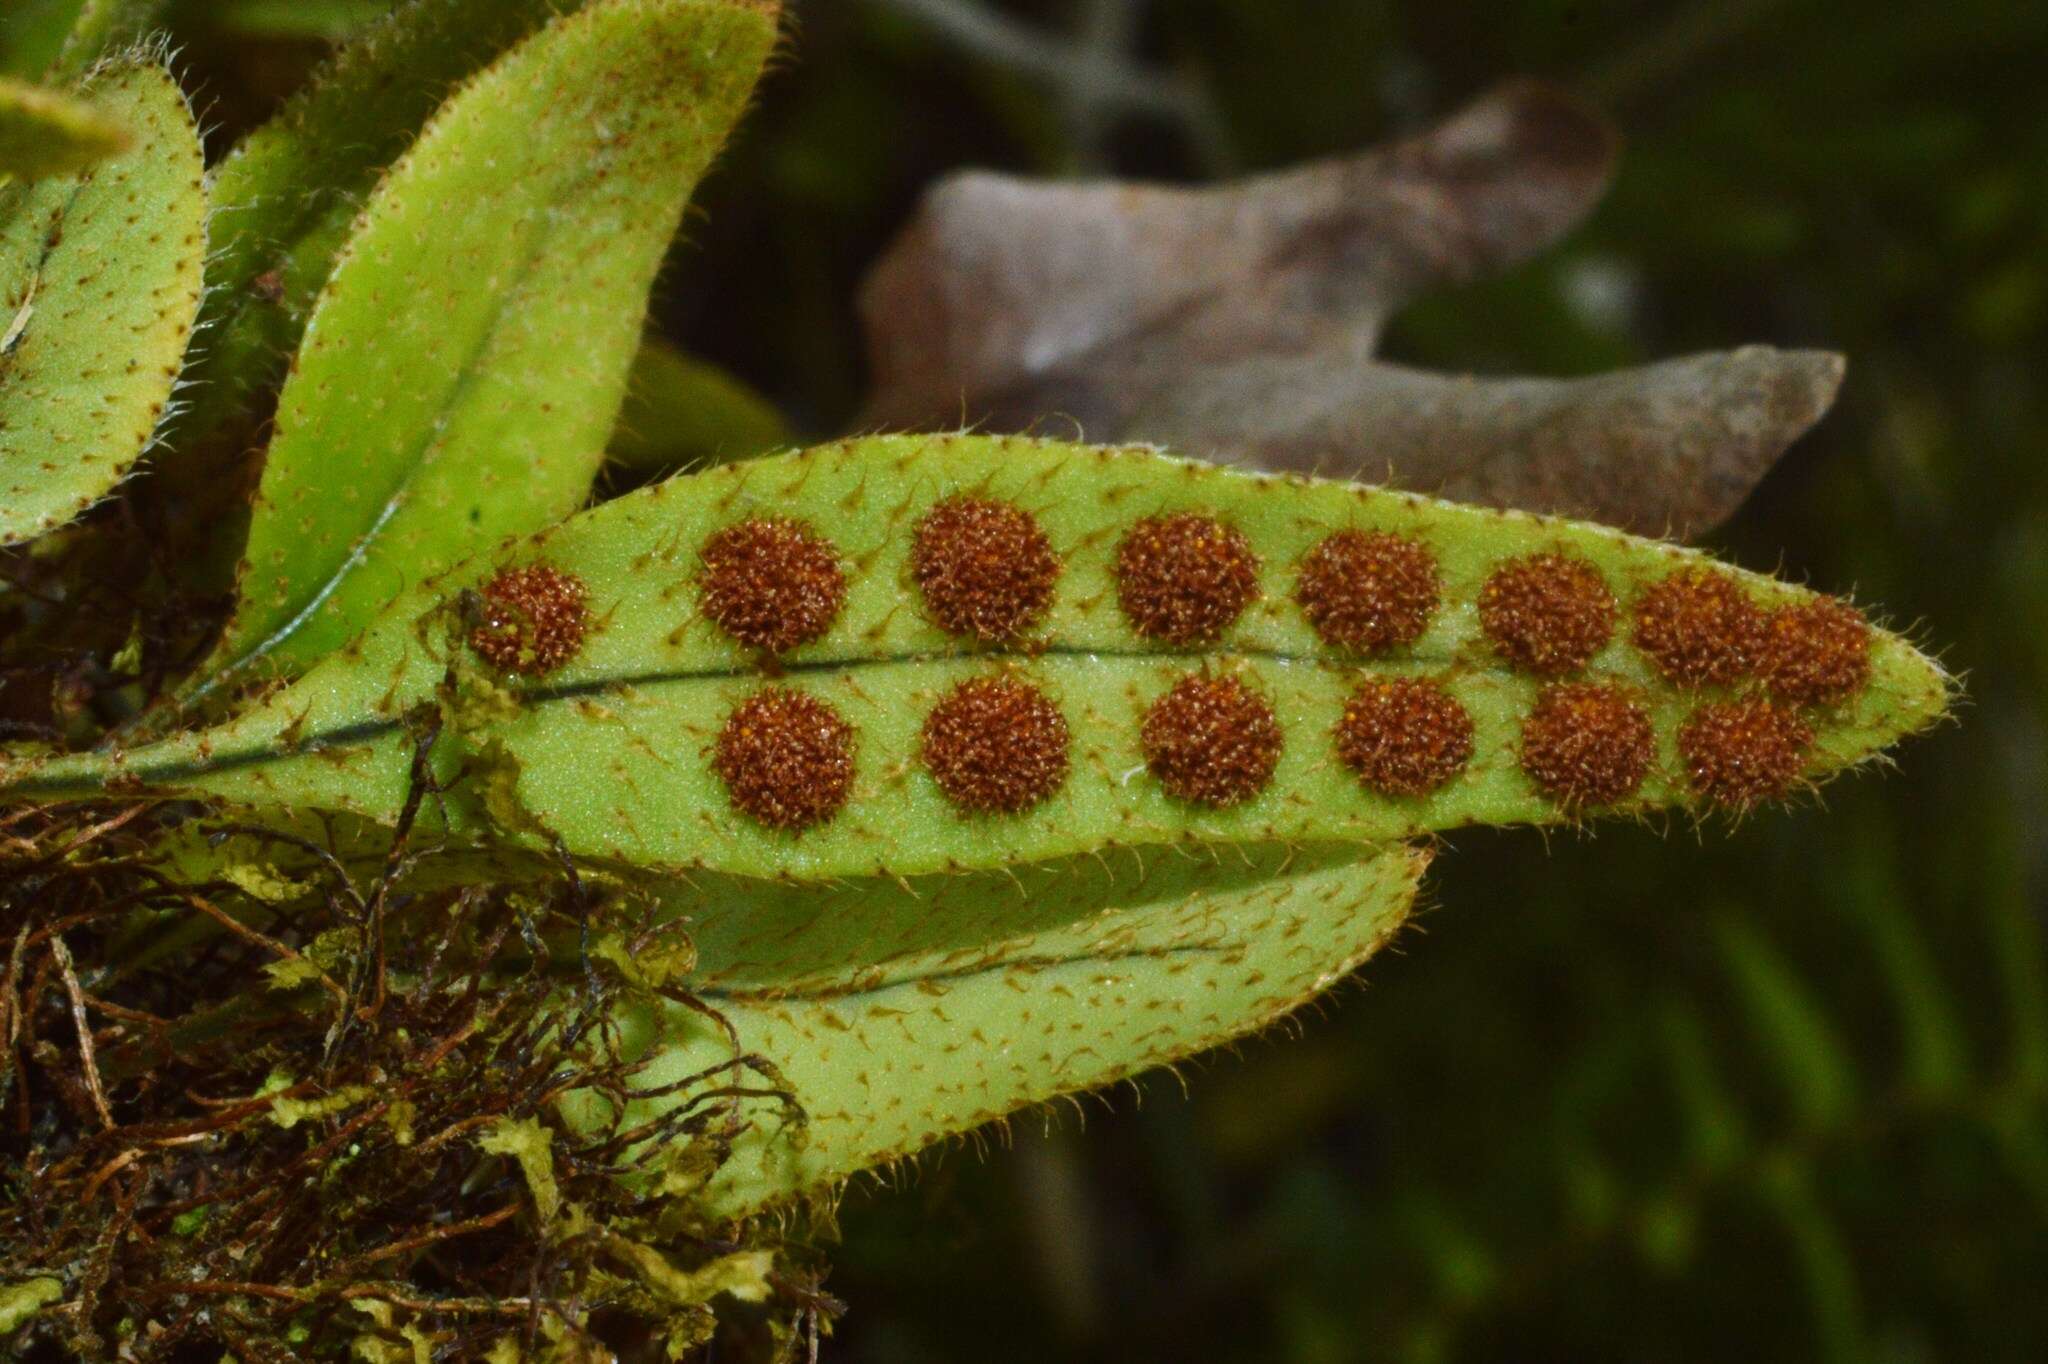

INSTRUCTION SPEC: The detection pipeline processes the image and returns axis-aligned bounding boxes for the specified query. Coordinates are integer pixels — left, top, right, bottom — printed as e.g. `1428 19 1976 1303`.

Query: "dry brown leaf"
859 79 1843 538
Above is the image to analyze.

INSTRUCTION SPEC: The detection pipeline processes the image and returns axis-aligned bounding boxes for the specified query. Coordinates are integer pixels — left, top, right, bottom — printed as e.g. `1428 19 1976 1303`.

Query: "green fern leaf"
186 0 780 695
184 0 604 449
561 841 1427 1219
5 435 1949 878
0 58 202 545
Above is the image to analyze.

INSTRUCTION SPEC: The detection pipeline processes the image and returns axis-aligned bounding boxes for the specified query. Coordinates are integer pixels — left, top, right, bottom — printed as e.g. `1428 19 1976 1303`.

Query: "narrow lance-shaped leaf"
0 75 129 180
0 59 202 545
180 0 602 449
559 841 1428 1220
186 0 780 697
4 436 1953 880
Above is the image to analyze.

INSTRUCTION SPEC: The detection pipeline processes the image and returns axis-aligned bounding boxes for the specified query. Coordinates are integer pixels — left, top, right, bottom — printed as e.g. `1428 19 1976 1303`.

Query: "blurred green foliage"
3 0 2040 1357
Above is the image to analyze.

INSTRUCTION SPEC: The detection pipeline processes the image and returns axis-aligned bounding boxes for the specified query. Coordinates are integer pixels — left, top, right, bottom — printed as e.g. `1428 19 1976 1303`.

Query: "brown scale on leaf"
1141 672 1283 808
1679 698 1814 809
713 687 856 832
1479 551 1616 676
1519 682 1654 809
911 496 1062 641
1115 512 1260 645
921 675 1071 814
1632 566 1765 686
465 564 588 676
1758 599 1871 704
1295 530 1440 653
698 518 846 656
1334 677 1474 797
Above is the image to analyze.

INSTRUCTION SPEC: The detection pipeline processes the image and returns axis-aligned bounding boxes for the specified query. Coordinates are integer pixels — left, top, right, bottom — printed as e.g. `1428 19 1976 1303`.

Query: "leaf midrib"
23 640 1445 795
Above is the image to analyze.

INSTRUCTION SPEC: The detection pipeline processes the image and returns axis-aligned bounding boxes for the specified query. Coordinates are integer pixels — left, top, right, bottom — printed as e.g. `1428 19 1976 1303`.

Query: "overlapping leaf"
0 59 202 545
0 75 128 180
187 0 780 696
184 0 599 448
561 841 1428 1219
4 435 1951 881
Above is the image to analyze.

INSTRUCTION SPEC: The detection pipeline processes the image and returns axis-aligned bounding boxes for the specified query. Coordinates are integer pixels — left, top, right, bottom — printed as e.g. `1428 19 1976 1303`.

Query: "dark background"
19 0 2048 1358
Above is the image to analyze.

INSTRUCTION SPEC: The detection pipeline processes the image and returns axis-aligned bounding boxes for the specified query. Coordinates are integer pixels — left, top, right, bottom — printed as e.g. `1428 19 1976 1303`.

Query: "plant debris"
860 80 1844 538
0 771 837 1360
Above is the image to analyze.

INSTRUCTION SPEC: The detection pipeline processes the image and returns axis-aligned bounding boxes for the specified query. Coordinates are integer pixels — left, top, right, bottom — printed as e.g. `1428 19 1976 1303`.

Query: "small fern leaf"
557 841 1426 1220
0 59 202 546
0 75 129 180
184 0 601 449
188 0 781 694
4 435 1952 880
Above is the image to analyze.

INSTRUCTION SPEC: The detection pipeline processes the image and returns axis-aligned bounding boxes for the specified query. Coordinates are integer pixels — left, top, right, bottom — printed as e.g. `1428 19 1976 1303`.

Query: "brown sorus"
921 675 1071 814
1758 599 1872 704
1479 552 1617 676
1631 567 1765 686
1295 530 1440 653
1115 512 1260 645
713 688 856 832
698 518 846 656
1519 682 1655 808
1679 698 1813 809
1335 677 1474 797
911 496 1062 641
466 564 588 676
1140 672 1283 808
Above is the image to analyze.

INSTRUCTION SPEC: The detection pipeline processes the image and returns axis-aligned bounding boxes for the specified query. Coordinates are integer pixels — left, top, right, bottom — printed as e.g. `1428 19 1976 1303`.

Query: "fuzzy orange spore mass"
911 497 1062 641
1479 552 1616 676
1295 530 1440 653
1140 673 1282 807
1115 513 1260 645
466 564 588 676
1632 567 1765 686
1758 599 1871 704
698 518 846 656
1519 682 1654 808
921 675 1071 814
1334 677 1474 797
1679 698 1813 808
713 688 855 832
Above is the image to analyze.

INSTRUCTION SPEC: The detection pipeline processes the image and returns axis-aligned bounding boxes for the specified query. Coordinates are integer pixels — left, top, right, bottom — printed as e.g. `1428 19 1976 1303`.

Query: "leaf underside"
560 840 1429 1220
189 0 779 694
0 60 203 545
5 435 1951 882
